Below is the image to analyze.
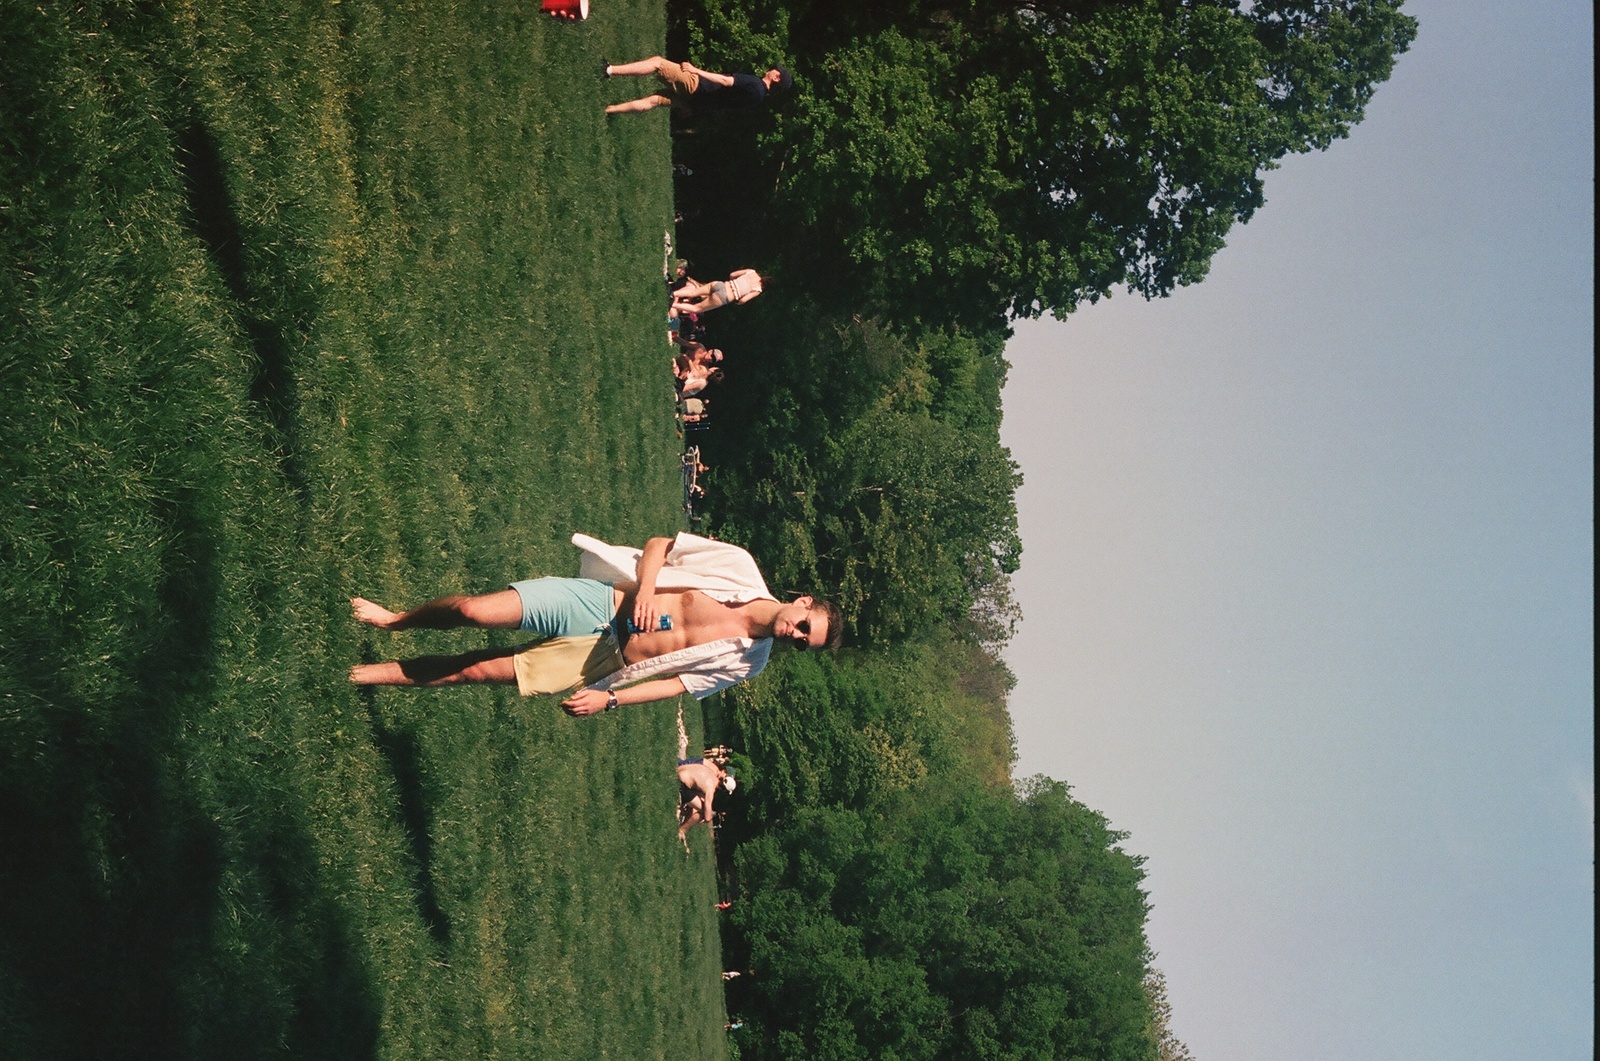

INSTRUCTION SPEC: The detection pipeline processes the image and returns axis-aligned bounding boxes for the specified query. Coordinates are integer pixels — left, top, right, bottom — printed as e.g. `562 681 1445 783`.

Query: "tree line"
672 1 1415 1055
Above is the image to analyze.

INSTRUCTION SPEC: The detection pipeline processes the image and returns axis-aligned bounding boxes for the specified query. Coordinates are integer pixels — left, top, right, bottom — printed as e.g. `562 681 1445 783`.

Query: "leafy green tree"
728 779 1156 1060
722 637 1015 824
818 407 1022 643
1141 967 1197 1061
705 309 1020 645
684 0 1417 325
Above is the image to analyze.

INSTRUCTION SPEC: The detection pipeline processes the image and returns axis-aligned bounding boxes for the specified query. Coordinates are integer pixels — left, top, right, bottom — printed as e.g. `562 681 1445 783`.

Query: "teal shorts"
508 577 616 636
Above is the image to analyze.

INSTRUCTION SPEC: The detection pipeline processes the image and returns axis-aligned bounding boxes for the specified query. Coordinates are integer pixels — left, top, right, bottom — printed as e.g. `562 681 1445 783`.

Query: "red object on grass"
541 0 589 19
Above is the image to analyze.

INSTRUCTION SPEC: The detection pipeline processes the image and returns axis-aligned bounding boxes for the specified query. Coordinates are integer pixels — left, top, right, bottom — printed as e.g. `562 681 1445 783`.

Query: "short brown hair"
814 598 844 651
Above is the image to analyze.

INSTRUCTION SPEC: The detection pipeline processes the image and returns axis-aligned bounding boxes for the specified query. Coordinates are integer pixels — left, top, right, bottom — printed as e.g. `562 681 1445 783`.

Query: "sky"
998 3 1593 1060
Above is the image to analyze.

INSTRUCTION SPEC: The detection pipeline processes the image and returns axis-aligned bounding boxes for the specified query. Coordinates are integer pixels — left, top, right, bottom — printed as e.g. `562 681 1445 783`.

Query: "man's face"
775 597 828 651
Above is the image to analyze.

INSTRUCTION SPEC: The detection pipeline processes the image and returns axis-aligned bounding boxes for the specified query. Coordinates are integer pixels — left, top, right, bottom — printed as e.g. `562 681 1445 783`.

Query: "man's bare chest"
621 590 748 662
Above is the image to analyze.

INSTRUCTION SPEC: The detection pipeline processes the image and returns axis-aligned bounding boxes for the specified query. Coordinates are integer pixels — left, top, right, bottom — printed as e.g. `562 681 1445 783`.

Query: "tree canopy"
683 0 1416 325
669 4 1414 1056
703 307 1020 646
727 779 1156 1060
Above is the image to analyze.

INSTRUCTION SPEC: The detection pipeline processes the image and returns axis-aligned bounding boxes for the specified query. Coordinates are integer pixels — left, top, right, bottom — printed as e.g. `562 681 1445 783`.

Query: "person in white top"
349 533 841 715
669 269 763 316
677 361 724 398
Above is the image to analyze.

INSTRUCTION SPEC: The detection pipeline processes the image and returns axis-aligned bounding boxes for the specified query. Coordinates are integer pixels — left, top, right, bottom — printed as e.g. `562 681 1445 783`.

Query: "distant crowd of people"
611 45 787 496
666 255 764 517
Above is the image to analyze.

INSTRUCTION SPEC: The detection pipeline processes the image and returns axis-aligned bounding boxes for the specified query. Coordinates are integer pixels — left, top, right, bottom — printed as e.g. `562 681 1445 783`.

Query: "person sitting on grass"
349 533 841 715
677 363 725 399
669 259 695 294
670 269 763 317
677 757 734 839
674 337 723 369
673 342 723 382
670 310 708 346
683 451 710 505
603 56 792 116
678 396 709 425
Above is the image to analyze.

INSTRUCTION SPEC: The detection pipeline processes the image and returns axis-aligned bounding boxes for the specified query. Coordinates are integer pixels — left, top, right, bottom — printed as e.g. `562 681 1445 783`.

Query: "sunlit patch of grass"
2 1 726 1056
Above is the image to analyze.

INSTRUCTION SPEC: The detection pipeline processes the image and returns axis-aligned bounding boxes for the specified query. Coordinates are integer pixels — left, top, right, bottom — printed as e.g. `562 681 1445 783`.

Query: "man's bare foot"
349 661 406 685
351 597 401 629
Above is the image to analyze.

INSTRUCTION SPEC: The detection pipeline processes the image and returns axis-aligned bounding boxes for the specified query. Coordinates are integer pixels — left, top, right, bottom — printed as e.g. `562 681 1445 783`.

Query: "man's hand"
632 592 660 634
561 688 611 716
562 677 688 717
630 538 673 633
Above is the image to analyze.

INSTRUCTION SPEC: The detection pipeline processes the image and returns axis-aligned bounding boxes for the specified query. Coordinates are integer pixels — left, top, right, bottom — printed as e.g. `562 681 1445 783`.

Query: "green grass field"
1 1 732 1056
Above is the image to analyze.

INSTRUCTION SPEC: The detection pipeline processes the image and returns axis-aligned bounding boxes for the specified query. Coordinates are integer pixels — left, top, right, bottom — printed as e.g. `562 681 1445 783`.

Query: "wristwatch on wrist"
605 692 619 712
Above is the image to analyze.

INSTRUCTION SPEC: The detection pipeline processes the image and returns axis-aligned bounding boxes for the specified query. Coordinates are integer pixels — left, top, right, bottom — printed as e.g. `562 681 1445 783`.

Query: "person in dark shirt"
603 56 792 115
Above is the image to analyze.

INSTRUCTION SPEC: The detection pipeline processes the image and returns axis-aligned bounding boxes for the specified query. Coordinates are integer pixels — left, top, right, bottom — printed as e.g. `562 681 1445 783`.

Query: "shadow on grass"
175 120 310 505
0 773 226 1058
0 488 221 1053
366 700 454 948
252 816 385 1060
0 492 380 1058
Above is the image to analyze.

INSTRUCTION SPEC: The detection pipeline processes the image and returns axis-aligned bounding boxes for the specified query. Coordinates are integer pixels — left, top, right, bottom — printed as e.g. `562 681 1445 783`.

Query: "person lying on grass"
350 533 841 715
677 757 734 839
669 269 763 317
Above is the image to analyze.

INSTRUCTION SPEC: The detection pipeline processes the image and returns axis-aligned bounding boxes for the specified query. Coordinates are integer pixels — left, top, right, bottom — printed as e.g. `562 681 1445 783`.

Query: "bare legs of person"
678 796 711 839
604 57 669 77
605 95 670 114
670 296 721 316
349 589 525 687
350 590 523 630
349 646 519 687
601 58 676 114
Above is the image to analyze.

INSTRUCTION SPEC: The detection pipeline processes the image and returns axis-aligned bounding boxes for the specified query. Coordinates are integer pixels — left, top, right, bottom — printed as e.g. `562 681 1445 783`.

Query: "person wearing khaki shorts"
603 57 792 115
348 533 840 716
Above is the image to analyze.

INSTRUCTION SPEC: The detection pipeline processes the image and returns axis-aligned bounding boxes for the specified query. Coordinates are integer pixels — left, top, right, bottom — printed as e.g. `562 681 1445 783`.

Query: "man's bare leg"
606 94 671 114
351 589 524 631
349 645 519 686
679 799 713 840
605 57 668 77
